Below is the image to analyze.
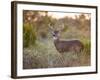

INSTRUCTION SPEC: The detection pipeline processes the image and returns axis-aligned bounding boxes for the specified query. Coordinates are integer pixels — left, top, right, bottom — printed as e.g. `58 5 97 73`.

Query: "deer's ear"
57 30 61 34
62 25 65 31
56 24 65 32
57 31 60 36
48 24 53 30
48 24 55 34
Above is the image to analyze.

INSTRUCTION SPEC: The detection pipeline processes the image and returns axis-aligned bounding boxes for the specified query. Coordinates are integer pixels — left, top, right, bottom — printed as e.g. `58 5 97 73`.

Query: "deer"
48 24 84 54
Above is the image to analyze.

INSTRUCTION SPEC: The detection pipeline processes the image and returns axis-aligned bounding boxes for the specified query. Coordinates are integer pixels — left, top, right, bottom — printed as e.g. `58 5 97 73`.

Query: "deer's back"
54 40 84 53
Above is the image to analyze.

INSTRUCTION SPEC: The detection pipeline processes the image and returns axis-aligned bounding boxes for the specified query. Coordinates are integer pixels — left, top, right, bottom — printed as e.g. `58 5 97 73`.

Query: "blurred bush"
23 23 36 48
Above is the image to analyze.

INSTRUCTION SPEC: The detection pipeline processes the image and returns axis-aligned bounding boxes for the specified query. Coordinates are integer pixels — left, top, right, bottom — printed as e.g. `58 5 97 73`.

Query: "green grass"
23 39 90 69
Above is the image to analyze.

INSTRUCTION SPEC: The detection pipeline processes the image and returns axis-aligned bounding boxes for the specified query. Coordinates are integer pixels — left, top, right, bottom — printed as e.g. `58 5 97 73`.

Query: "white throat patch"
53 37 58 40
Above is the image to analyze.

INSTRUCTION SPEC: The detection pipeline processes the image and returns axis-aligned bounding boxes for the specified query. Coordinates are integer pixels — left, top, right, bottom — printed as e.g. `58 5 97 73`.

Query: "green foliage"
23 23 36 48
81 39 91 54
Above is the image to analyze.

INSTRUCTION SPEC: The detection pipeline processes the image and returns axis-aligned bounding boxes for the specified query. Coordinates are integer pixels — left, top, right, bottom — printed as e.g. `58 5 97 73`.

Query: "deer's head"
48 24 64 40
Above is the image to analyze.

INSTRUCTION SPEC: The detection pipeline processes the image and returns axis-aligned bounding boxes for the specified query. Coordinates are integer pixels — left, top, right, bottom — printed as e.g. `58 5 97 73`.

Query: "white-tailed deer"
49 24 84 53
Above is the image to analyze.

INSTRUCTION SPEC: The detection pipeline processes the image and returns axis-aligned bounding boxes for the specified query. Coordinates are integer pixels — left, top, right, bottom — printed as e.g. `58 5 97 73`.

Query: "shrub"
23 23 36 48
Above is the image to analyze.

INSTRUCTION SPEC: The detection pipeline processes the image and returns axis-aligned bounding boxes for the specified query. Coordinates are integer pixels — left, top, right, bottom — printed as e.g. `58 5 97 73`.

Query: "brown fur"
54 39 84 53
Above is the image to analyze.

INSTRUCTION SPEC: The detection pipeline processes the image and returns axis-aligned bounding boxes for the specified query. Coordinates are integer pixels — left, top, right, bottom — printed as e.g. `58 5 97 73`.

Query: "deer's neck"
53 37 59 44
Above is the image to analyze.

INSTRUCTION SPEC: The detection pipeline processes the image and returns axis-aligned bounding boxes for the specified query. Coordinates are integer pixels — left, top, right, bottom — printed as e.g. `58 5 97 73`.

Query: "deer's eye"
53 34 55 36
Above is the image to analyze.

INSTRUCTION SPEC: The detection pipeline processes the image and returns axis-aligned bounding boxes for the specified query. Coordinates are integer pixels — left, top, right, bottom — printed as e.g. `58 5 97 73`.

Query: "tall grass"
23 39 90 69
